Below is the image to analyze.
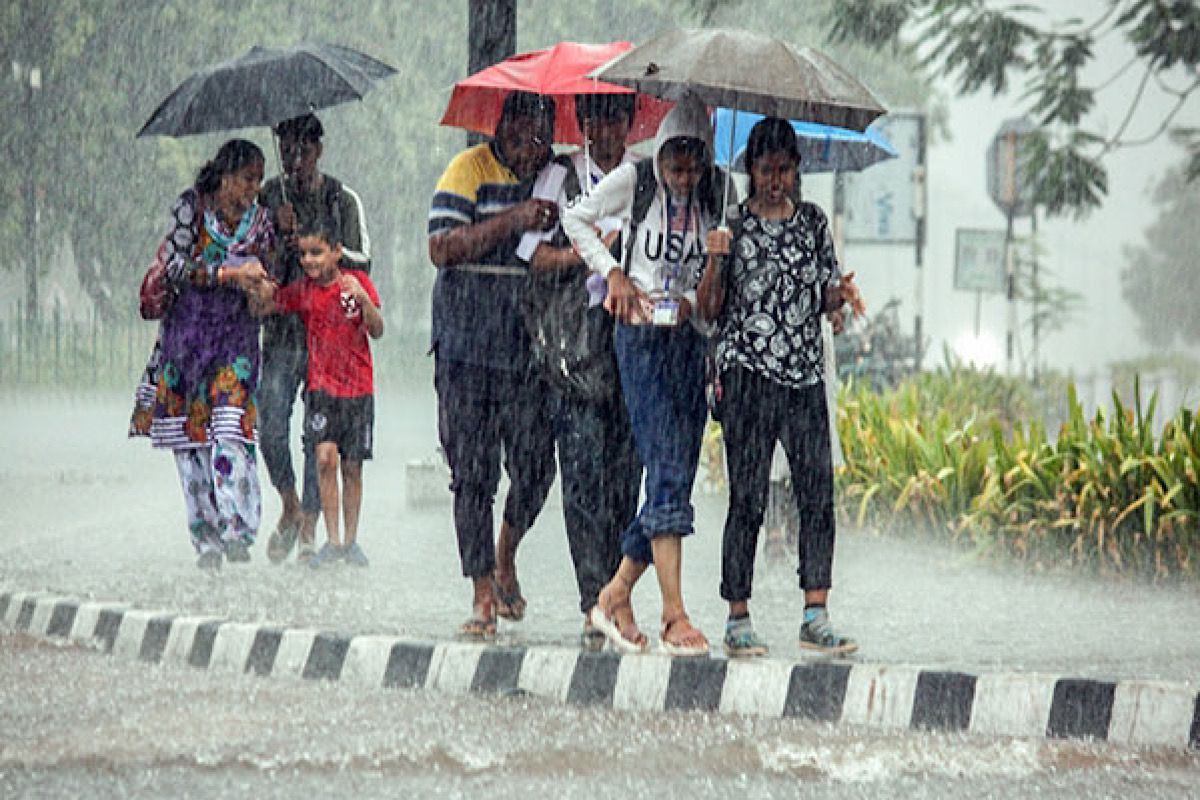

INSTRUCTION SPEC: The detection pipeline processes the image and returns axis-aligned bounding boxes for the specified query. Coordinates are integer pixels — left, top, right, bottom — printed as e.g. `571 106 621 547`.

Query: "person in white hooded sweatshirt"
563 94 733 657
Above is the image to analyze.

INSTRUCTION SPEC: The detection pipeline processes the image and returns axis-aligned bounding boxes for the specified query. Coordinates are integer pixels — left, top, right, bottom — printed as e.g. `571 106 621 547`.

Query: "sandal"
459 602 497 641
588 601 648 654
659 614 709 658
494 576 527 622
580 618 607 652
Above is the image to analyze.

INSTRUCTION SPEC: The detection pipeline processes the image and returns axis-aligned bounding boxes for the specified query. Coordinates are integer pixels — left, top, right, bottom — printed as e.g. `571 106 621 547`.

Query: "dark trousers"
435 358 556 579
259 344 321 514
553 384 641 615
719 366 836 600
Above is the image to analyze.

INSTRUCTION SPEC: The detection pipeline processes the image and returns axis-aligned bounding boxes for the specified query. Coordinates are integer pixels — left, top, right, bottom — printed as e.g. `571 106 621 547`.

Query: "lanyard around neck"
663 193 695 288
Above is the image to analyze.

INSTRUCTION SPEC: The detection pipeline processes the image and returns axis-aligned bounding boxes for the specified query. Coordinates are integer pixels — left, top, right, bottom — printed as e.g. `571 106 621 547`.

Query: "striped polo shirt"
428 142 533 368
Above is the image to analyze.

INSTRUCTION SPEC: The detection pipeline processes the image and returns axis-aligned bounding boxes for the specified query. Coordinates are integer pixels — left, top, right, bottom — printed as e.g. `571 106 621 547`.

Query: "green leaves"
824 0 1200 217
836 371 1200 580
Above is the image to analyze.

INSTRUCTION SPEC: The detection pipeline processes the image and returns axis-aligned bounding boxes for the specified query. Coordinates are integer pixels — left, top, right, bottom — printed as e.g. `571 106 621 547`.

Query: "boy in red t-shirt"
268 221 384 568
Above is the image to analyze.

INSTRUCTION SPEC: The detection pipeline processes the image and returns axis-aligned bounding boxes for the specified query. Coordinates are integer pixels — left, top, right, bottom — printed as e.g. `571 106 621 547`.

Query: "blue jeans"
613 323 708 564
258 344 321 515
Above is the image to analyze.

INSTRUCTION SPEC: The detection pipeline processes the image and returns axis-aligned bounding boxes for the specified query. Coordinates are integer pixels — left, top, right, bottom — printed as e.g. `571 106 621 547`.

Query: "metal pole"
912 114 927 373
974 290 982 337
1004 208 1016 376
1030 207 1040 384
466 0 516 147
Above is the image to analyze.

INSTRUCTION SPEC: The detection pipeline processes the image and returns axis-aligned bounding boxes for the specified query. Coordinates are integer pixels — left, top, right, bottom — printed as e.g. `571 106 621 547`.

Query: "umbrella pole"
720 107 739 228
272 131 289 205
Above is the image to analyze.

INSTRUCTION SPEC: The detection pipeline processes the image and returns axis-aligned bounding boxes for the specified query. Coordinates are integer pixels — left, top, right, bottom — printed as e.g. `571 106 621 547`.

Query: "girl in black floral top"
698 117 863 657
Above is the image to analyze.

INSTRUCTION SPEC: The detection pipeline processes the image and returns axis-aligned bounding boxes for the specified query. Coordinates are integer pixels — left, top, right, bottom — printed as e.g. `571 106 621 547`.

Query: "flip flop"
458 613 497 641
588 604 648 654
494 577 527 622
658 615 709 658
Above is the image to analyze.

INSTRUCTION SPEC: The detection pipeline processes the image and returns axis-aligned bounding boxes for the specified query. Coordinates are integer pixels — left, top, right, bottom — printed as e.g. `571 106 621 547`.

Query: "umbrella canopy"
137 42 397 137
439 41 673 145
712 108 897 174
591 28 885 133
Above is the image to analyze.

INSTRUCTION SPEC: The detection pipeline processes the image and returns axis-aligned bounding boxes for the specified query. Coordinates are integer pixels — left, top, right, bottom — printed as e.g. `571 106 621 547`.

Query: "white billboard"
841 112 923 243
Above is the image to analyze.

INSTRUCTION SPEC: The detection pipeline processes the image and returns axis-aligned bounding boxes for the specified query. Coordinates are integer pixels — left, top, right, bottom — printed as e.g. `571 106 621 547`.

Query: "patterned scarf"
200 202 264 267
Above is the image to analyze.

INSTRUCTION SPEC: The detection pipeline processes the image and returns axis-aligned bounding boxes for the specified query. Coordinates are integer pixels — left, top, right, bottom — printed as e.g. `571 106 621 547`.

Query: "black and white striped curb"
4 589 1197 750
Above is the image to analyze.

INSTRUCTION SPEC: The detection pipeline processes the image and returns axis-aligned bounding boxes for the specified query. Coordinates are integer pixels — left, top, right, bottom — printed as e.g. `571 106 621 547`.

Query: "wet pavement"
3 630 1198 799
2 385 1198 684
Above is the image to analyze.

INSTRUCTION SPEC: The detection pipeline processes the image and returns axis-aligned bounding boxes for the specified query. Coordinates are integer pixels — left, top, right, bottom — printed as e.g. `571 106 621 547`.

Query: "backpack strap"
624 159 658 274
555 153 582 202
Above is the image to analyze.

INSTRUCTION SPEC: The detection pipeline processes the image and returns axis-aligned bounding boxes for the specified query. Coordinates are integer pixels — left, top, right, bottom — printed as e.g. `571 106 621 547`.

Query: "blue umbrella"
712 108 897 174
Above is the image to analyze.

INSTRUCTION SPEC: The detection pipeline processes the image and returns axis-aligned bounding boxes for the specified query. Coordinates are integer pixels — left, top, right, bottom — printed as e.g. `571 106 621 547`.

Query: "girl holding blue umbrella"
698 117 863 657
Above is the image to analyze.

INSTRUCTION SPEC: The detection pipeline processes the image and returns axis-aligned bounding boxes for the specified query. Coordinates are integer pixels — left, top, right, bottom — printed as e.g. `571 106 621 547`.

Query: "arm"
429 199 555 268
163 191 210 288
528 241 584 273
341 273 384 339
697 228 731 322
563 165 645 322
339 184 372 274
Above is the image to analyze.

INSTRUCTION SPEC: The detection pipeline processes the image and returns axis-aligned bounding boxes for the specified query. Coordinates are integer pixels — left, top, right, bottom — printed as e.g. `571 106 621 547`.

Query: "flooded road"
3 631 1198 799
2 386 1199 682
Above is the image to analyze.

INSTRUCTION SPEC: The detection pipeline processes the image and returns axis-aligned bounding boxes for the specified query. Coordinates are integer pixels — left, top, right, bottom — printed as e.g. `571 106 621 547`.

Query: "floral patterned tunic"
714 201 841 389
130 188 274 449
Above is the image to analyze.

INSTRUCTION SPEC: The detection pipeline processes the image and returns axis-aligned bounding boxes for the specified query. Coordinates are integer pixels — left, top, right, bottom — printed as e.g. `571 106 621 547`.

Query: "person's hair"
659 135 707 164
574 93 636 131
497 90 556 136
744 117 802 199
295 218 341 248
194 139 264 195
273 113 324 143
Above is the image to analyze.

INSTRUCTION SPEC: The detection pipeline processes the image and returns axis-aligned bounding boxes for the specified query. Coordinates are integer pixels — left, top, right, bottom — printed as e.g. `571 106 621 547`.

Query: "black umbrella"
136 42 397 137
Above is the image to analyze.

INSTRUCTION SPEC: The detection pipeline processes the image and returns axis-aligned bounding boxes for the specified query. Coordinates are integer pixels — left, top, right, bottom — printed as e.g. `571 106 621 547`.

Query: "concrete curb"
4 588 1197 751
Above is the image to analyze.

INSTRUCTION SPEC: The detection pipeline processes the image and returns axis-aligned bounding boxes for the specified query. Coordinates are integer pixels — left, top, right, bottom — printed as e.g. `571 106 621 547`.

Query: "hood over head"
652 92 712 186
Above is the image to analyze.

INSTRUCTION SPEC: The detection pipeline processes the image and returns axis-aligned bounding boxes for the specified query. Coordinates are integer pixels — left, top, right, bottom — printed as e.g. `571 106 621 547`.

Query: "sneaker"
800 611 858 655
308 543 343 569
196 550 222 572
224 540 251 564
343 542 370 567
267 523 299 564
723 624 770 658
296 542 317 564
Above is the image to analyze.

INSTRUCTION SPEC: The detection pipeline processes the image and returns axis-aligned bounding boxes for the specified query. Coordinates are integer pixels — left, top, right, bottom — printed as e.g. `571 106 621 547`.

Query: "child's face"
298 235 341 283
749 150 799 207
659 151 705 199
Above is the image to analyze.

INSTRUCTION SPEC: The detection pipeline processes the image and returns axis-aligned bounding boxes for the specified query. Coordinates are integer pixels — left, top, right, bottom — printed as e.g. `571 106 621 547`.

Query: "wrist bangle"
218 266 227 284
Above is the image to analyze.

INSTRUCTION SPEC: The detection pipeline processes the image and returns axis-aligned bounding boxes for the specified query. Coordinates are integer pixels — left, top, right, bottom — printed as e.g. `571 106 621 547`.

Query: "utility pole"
13 59 42 332
466 0 516 145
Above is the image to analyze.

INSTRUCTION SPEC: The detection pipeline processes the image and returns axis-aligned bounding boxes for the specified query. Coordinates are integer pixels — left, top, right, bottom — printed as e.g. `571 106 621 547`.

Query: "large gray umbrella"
137 42 397 137
591 28 885 133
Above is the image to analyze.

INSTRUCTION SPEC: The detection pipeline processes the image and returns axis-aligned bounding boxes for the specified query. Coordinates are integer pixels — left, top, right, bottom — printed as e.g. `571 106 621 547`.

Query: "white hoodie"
562 94 730 316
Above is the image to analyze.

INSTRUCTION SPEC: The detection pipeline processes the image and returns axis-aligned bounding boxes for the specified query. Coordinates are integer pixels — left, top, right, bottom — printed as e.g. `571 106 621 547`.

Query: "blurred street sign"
987 117 1035 218
954 228 1007 293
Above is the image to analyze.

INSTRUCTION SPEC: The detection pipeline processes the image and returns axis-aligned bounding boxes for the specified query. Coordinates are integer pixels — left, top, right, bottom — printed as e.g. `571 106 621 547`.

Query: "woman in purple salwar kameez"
131 139 275 570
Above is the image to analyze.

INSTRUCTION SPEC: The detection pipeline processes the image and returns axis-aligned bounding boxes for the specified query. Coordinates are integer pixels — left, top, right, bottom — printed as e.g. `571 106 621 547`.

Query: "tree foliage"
823 0 1200 217
1 0 933 338
1120 165 1200 348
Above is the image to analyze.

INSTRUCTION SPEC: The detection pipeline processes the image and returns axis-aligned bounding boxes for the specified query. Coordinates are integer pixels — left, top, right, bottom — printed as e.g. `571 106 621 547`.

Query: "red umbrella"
439 41 672 145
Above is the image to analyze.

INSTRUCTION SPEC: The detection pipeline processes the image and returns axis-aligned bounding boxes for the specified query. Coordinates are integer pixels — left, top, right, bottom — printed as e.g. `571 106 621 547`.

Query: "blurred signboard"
986 117 1036 218
841 112 923 243
954 228 1007 293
